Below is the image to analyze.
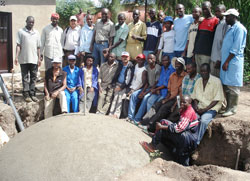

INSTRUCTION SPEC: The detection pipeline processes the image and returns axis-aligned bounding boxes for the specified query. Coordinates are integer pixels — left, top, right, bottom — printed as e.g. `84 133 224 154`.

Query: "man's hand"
222 61 229 71
40 54 43 61
132 34 138 40
138 92 145 99
89 87 94 92
151 89 156 94
69 87 76 93
170 104 176 113
181 51 186 57
156 122 163 132
197 108 207 115
51 91 59 99
45 95 50 101
115 86 121 92
78 87 83 95
102 48 109 58
99 87 103 94
215 61 221 69
161 98 168 104
14 58 18 66
38 60 42 67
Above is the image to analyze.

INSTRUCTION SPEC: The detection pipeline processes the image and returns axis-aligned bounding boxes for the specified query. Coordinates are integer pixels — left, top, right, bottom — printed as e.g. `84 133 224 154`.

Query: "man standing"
191 63 224 144
210 5 229 77
109 13 129 61
126 9 147 62
143 9 162 59
173 4 194 57
97 53 119 115
14 16 41 102
78 14 94 65
90 8 115 66
220 9 247 117
76 8 85 27
62 16 81 67
193 1 219 73
41 13 63 70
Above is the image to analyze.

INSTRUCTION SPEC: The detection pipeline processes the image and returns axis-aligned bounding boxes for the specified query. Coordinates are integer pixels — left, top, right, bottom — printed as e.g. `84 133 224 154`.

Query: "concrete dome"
0 114 151 181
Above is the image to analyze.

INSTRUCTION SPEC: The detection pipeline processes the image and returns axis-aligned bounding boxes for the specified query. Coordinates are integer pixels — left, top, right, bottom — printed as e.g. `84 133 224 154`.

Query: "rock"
0 114 151 180
119 158 250 181
0 102 17 138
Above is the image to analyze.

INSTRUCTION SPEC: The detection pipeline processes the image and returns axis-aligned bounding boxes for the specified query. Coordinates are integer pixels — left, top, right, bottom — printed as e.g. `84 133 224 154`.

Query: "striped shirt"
182 73 201 96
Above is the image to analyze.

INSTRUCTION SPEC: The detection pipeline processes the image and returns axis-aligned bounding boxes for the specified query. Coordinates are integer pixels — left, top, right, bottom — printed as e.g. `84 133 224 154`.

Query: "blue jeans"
65 89 79 113
197 110 217 144
162 52 175 62
174 51 184 58
128 89 143 120
92 42 108 67
146 94 164 111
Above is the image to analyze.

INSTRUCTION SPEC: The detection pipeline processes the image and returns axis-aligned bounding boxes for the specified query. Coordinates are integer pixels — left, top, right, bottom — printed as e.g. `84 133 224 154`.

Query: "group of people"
15 1 247 166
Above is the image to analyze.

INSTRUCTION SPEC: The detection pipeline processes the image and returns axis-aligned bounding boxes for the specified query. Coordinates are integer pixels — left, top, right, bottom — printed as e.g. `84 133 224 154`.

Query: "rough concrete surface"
0 114 151 181
119 158 250 181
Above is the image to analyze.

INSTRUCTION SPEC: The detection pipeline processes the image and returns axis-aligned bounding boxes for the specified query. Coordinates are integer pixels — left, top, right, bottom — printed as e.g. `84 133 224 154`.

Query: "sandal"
139 141 155 153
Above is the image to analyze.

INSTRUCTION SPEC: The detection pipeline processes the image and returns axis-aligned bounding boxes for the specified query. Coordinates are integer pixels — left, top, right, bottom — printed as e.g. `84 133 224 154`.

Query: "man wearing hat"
109 51 134 118
44 57 68 119
144 57 187 133
157 16 175 62
220 9 247 117
62 16 81 67
63 55 81 113
41 13 63 70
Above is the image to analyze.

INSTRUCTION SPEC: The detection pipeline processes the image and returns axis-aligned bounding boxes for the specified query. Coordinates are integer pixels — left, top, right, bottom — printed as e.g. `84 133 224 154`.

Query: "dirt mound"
119 158 250 181
193 89 250 171
0 114 151 181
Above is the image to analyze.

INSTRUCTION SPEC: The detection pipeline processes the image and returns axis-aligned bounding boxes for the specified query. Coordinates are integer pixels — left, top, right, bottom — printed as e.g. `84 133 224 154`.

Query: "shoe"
24 96 32 102
96 111 104 115
30 95 39 102
222 93 238 117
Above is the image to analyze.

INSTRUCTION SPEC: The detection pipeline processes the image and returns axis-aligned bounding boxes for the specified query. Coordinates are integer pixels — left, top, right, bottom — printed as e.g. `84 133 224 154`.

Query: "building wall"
0 0 56 71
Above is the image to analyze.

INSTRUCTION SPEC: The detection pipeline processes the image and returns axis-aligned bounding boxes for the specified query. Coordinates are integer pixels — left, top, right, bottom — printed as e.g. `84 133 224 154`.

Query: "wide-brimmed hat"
171 57 186 70
222 9 239 17
51 57 62 63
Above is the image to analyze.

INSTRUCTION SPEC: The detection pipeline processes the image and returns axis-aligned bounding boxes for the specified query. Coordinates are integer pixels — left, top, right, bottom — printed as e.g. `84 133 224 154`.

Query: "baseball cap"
136 54 146 60
68 55 76 60
70 16 77 21
222 9 239 17
51 13 60 19
121 51 130 57
164 16 173 23
171 57 186 70
51 57 62 63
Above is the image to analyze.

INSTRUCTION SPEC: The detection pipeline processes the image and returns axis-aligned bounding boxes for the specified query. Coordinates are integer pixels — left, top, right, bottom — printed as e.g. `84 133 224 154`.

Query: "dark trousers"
20 63 38 96
143 98 176 133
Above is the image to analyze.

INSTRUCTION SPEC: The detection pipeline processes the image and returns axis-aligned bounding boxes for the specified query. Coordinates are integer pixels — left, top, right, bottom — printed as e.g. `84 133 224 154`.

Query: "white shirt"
130 64 146 90
41 24 63 59
158 30 175 53
62 26 81 51
83 67 93 87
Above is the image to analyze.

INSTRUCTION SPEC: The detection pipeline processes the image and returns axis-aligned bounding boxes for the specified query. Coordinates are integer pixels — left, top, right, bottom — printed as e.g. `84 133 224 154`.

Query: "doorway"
0 12 12 73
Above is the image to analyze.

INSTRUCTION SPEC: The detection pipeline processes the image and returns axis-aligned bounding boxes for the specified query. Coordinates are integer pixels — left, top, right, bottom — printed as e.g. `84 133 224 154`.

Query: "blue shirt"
156 64 175 97
79 24 94 53
220 22 247 87
174 15 193 51
63 66 80 88
144 21 162 51
118 65 128 84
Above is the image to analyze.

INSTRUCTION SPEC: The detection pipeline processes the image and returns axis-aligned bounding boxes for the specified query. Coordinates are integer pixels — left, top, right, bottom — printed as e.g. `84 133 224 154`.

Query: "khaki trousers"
44 91 68 119
210 61 220 78
109 88 127 118
195 54 210 73
97 86 113 114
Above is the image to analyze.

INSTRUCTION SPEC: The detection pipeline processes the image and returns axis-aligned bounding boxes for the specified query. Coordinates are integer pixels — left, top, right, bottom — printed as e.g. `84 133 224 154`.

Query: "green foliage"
56 0 96 29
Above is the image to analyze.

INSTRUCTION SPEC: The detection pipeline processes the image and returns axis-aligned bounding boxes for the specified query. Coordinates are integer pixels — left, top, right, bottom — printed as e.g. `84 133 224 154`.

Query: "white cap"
222 9 239 17
121 51 130 57
51 57 62 63
70 15 77 21
68 55 76 60
171 57 186 70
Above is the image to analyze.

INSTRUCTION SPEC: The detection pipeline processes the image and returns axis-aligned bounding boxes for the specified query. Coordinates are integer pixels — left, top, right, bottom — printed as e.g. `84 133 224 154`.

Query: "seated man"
182 62 200 96
78 55 99 113
97 53 119 114
191 63 224 144
109 52 134 118
63 55 81 113
44 57 68 119
128 54 161 124
140 95 199 166
144 57 187 132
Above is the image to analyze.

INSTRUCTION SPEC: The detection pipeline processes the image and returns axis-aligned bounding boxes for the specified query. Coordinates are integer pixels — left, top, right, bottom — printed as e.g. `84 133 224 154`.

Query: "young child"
140 95 199 166
157 16 175 62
